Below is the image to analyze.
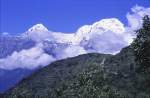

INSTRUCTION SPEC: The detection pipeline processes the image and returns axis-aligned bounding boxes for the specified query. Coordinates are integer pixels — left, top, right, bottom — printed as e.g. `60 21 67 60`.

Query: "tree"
132 15 150 73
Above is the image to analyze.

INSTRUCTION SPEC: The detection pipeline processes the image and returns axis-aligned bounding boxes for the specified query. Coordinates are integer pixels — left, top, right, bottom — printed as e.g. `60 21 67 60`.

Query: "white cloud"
74 18 133 54
126 5 150 30
80 31 128 54
0 44 55 70
125 5 150 45
61 45 87 58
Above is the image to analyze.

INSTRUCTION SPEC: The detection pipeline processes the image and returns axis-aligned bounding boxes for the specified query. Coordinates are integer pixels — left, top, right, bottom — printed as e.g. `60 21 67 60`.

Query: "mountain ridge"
4 44 150 98
3 45 141 98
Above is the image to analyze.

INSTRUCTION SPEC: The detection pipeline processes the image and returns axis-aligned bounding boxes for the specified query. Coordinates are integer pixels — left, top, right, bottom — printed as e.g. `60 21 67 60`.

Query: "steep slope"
3 53 112 98
23 24 54 42
4 45 147 98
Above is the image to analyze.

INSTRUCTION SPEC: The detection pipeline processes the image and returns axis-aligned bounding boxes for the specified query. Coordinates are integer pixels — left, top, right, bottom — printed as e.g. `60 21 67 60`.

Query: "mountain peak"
74 18 126 43
92 18 125 34
24 24 52 42
28 24 49 32
76 18 125 36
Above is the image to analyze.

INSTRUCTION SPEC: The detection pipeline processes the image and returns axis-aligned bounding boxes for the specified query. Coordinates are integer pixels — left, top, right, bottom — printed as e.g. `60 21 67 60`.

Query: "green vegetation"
56 62 129 98
133 16 150 71
132 15 150 72
132 15 150 97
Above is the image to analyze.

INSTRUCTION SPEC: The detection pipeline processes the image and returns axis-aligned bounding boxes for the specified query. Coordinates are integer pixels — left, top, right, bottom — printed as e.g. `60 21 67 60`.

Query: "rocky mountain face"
4 45 148 98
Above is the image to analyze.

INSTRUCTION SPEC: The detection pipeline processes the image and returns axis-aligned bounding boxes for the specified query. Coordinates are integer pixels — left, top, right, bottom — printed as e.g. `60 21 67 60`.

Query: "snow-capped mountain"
0 18 134 70
22 18 127 45
23 24 54 42
0 18 133 69
74 18 127 50
28 24 49 32
71 18 129 54
75 18 125 39
0 18 134 93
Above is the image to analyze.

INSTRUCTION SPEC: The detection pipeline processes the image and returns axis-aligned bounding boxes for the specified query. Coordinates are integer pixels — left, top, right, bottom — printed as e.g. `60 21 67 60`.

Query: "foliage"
132 15 150 96
56 63 128 98
132 15 150 72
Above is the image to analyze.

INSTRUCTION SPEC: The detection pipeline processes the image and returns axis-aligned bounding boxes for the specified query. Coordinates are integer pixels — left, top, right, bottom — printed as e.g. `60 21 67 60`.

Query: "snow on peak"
92 18 125 34
76 18 125 35
28 24 48 32
24 24 53 42
74 18 125 43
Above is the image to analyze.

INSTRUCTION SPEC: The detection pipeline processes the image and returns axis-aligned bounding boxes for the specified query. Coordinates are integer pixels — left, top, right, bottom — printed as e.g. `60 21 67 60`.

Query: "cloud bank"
0 44 55 70
0 5 150 70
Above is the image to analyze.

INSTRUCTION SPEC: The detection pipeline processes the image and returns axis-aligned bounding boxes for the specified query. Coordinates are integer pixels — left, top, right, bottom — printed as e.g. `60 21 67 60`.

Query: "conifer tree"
132 15 150 72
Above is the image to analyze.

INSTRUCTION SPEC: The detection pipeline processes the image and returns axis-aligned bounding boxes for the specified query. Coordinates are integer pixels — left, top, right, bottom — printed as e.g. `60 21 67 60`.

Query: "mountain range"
0 18 133 93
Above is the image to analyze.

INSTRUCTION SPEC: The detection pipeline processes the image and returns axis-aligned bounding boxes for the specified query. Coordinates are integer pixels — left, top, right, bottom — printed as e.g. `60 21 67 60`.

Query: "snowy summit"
24 24 52 42
28 24 49 32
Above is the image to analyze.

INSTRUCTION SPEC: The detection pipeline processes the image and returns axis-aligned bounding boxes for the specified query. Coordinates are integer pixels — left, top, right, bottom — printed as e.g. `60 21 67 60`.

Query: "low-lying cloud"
0 5 150 70
0 44 55 70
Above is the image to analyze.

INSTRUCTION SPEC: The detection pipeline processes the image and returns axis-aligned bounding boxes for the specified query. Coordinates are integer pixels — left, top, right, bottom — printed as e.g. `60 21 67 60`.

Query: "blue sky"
0 0 150 34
